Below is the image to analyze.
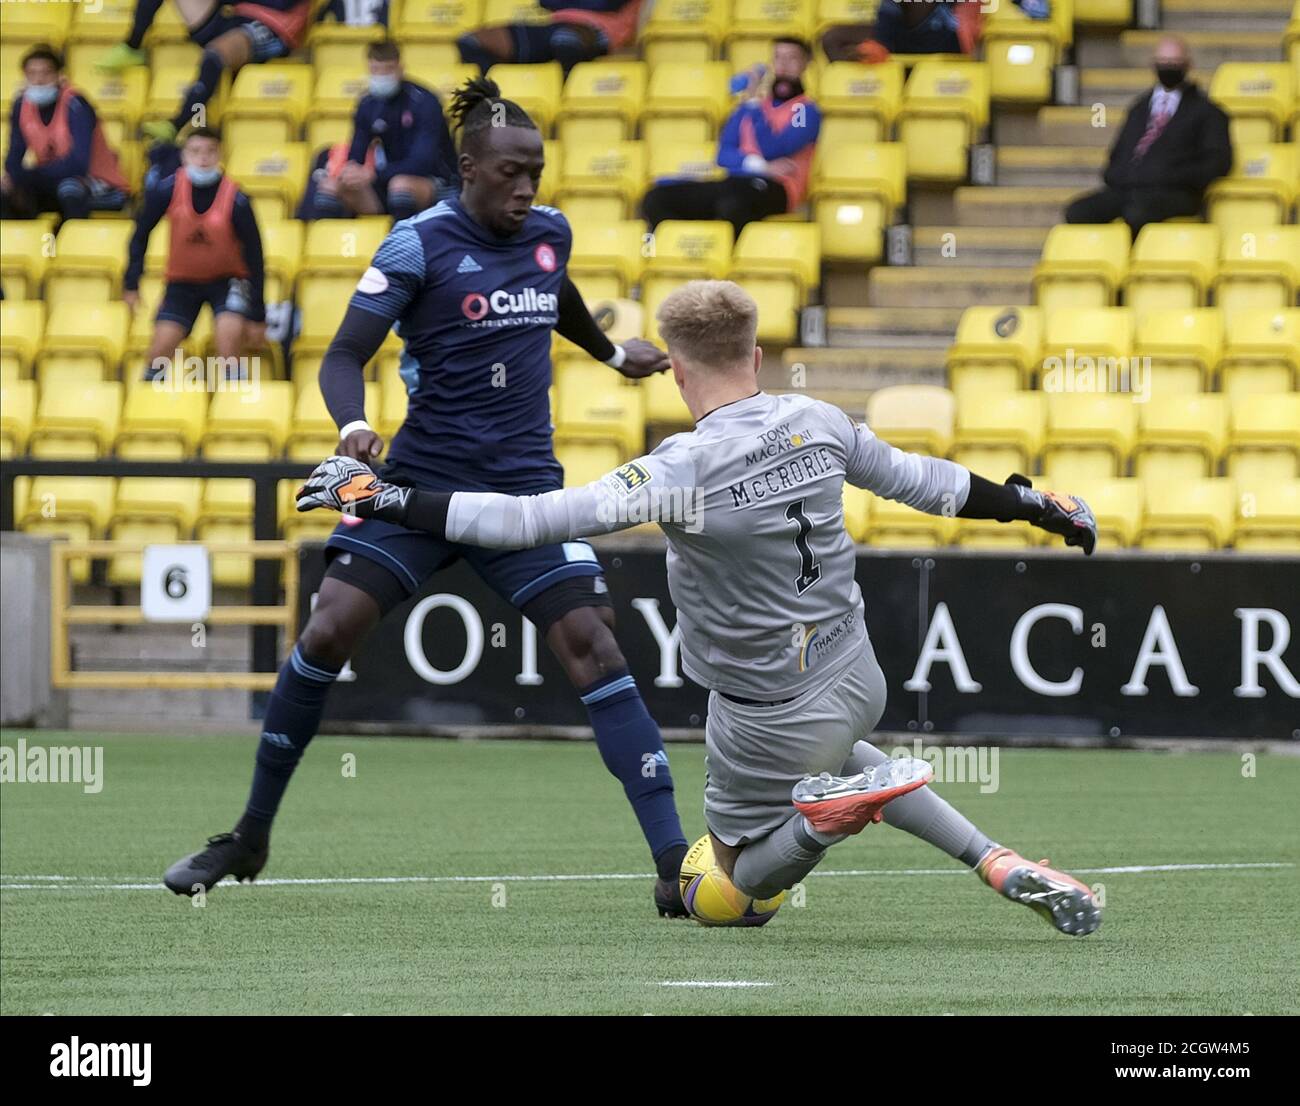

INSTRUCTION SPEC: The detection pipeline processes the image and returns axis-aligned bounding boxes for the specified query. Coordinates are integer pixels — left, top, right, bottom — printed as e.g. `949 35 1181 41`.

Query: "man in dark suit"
1065 37 1232 236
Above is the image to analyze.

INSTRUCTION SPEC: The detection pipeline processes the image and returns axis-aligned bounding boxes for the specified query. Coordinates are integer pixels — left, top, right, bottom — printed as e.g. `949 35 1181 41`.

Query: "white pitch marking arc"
0 861 1292 893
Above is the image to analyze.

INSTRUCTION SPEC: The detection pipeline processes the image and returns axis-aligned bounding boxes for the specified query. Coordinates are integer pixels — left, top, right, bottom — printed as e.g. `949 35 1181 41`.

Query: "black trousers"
641 176 789 238
1065 186 1203 238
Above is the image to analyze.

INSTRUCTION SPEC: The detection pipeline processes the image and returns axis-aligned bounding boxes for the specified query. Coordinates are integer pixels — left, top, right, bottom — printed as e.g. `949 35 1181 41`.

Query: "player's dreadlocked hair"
449 76 537 154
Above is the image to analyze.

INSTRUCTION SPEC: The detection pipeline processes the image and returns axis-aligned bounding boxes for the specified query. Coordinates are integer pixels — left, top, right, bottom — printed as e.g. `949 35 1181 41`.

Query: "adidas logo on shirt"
457 254 482 274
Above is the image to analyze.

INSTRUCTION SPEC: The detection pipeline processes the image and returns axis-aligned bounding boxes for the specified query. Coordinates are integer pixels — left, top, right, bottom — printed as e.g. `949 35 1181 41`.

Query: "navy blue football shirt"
350 197 571 494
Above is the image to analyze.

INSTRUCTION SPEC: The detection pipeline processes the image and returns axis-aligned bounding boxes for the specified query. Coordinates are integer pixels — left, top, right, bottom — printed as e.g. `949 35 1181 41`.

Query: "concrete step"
1034 105 1129 147
826 306 963 349
1122 30 1288 66
773 348 947 413
1162 0 1293 33
867 266 1034 308
912 225 1049 267
996 145 1107 187
953 186 1086 227
1079 67 1214 109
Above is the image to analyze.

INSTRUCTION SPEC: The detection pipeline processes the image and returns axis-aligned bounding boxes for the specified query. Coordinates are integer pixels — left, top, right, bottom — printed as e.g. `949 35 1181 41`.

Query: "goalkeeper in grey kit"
299 280 1103 937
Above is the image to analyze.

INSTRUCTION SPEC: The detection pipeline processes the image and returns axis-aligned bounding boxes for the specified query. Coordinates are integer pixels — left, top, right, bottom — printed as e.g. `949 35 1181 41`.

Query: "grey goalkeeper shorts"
703 641 889 847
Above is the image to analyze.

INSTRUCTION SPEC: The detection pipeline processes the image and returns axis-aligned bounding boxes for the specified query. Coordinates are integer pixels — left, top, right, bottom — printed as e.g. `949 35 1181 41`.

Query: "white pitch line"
0 861 1292 893
660 981 773 988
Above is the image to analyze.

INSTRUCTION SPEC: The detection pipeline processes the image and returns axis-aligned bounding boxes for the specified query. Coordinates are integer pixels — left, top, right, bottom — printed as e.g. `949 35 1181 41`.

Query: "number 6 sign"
141 545 212 623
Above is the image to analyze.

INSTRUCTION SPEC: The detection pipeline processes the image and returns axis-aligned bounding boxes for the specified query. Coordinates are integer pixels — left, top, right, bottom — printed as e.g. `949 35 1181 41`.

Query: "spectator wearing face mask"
2 44 130 220
310 39 458 221
1065 36 1231 236
640 38 821 238
124 128 267 381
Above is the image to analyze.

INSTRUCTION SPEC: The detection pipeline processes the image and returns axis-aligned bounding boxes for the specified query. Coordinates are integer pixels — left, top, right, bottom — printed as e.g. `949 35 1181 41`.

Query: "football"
678 834 786 927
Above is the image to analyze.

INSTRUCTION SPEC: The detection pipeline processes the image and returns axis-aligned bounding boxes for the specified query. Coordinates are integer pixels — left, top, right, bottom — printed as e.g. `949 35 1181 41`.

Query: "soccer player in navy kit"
164 78 692 916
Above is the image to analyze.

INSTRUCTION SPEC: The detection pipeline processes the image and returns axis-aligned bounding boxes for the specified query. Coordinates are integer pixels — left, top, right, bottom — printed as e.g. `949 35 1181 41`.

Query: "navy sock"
173 49 224 130
242 645 340 835
580 670 687 876
386 187 419 220
126 0 165 51
313 191 346 219
456 32 501 71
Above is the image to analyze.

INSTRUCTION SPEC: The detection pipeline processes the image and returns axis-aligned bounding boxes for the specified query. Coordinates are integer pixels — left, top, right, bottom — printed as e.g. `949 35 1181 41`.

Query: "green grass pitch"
2 731 1297 1015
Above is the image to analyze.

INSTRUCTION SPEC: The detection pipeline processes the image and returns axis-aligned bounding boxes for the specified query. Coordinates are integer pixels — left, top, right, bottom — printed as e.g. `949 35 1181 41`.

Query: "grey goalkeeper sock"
731 814 832 900
840 741 996 867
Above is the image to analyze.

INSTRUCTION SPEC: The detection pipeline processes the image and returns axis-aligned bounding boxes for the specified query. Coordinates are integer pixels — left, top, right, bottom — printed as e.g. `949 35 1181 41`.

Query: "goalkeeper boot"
164 831 267 896
977 847 1101 937
792 757 933 836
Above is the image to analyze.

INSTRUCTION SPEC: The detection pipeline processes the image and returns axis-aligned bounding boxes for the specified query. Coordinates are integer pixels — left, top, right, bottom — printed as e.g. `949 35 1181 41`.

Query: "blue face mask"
24 84 59 107
369 74 400 100
186 165 222 188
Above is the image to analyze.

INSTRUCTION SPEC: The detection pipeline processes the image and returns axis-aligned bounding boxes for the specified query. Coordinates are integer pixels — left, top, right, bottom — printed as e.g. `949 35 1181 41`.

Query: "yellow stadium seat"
640 371 693 427
395 0 485 42
554 363 646 455
1220 308 1300 396
199 516 257 587
302 217 390 276
1207 144 1300 229
379 372 411 438
569 220 648 300
1235 479 1300 552
74 68 148 130
646 139 725 188
287 383 380 461
1033 223 1130 314
401 60 479 104
38 302 130 382
641 62 731 148
1061 477 1142 550
46 219 134 303
1 301 45 379
1134 394 1229 482
1042 393 1137 481
867 494 956 548
952 390 1046 476
841 483 871 543
1138 478 1236 550
811 143 905 263
1212 226 1300 322
1209 63 1295 145
0 379 37 458
105 477 203 585
557 61 648 145
202 382 293 460
727 223 820 343
557 440 626 488
69 0 131 44
144 42 202 71
946 305 1044 398
19 476 116 581
1123 223 1219 317
556 141 648 221
642 0 729 67
28 380 123 459
1 220 53 300
982 1 1067 103
294 277 358 356
1040 306 1135 389
260 220 304 304
725 0 815 61
816 60 903 146
143 65 226 128
0 1 73 46
306 65 370 152
116 384 208 459
485 62 564 134
1134 308 1223 395
1227 393 1300 482
1074 0 1130 23
225 144 310 223
278 477 340 541
199 479 254 526
223 63 312 147
866 385 955 456
646 220 734 280
143 2 194 46
897 62 989 182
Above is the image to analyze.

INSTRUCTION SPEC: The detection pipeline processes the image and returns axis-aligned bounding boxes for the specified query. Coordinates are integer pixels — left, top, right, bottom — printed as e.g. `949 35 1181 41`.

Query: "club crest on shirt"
534 243 557 272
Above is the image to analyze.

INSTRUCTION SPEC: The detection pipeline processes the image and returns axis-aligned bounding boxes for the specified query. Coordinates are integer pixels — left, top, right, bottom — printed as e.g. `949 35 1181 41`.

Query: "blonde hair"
655 280 758 370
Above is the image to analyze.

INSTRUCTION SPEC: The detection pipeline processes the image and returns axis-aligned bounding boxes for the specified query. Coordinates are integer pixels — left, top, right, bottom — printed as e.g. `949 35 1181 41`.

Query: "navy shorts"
156 277 254 330
323 460 606 617
874 1 962 54
193 12 293 60
509 22 609 65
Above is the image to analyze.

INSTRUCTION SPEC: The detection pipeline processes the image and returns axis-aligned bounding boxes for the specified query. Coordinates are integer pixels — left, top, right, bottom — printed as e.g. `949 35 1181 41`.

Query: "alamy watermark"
0 739 104 794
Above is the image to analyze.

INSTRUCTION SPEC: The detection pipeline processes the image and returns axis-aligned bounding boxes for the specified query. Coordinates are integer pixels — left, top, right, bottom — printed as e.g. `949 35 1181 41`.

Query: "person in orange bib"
141 0 313 146
124 128 267 383
1 45 130 220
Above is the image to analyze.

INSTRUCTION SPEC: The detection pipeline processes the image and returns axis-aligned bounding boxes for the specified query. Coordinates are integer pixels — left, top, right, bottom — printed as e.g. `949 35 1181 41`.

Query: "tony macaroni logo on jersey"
461 287 559 326
745 422 816 466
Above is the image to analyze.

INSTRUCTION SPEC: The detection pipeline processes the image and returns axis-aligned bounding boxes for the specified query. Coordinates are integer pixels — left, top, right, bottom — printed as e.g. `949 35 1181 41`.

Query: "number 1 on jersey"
785 499 822 595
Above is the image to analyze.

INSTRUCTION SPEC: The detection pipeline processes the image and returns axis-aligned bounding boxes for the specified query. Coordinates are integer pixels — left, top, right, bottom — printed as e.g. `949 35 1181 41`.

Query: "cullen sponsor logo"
50 1038 151 1086
461 287 559 320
